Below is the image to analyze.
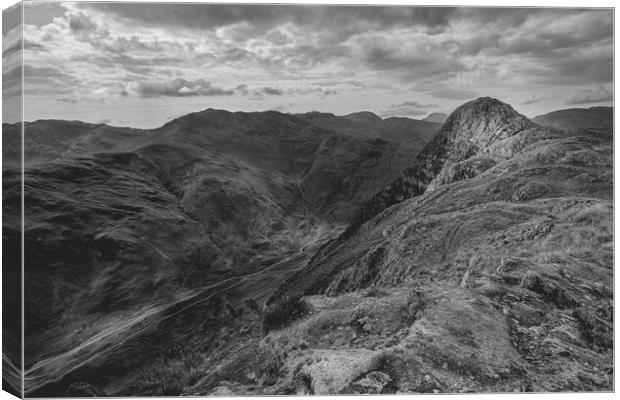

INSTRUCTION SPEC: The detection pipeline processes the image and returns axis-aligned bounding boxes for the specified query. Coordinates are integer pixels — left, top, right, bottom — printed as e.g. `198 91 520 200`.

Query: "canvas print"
1 1 614 397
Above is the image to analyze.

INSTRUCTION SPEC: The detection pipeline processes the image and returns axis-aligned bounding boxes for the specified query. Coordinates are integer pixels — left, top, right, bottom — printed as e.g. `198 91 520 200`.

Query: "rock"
65 382 107 397
208 384 236 396
520 271 578 308
460 271 471 288
508 303 545 327
427 157 496 191
341 371 396 394
356 316 373 333
573 307 613 349
325 245 386 295
285 372 314 395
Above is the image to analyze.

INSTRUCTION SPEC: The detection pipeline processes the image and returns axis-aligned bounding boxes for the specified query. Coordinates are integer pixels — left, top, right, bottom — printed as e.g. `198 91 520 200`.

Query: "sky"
2 2 614 128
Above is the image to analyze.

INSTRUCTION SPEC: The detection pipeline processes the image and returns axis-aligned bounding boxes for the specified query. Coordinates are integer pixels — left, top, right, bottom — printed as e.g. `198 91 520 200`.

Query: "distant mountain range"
533 106 612 137
422 112 449 123
2 100 613 396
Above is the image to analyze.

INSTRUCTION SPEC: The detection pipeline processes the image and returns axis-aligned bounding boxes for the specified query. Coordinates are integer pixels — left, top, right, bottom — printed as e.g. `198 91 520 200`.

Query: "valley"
2 100 613 396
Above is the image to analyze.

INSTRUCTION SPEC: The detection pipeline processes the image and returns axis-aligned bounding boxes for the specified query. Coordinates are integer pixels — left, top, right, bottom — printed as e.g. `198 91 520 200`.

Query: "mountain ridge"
4 98 613 396
261 97 612 394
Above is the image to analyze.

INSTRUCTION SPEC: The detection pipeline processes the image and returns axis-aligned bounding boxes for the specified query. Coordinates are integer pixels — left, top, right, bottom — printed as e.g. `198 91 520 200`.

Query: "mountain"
295 111 440 142
264 98 612 394
2 120 101 169
3 107 439 396
4 99 612 396
533 106 612 138
423 112 448 123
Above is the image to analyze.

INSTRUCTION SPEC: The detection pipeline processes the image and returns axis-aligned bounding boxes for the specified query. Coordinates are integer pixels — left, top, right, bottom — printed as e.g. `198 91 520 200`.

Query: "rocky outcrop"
425 157 496 192
346 97 558 235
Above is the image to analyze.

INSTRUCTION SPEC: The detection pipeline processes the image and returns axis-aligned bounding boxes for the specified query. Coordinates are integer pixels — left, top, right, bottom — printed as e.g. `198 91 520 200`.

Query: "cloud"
391 100 438 109
260 87 283 96
567 86 613 104
124 78 234 98
15 4 614 128
321 89 338 98
79 4 457 38
236 84 249 96
521 95 545 105
430 89 478 100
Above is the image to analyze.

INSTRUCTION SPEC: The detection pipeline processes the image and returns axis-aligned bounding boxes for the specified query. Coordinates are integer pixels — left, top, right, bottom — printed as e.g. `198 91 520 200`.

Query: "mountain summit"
342 97 557 236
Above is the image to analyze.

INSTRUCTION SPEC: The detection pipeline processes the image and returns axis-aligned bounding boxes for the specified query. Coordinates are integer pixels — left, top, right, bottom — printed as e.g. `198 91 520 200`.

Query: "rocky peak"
437 97 537 155
341 97 546 237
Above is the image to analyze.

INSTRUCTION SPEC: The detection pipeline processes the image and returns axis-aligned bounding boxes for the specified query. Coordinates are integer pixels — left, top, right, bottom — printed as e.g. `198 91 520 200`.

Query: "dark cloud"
498 12 612 58
236 84 249 96
260 87 283 96
68 11 100 35
567 86 613 104
358 39 468 84
515 51 613 86
221 47 253 62
430 89 478 100
80 4 457 38
125 78 234 98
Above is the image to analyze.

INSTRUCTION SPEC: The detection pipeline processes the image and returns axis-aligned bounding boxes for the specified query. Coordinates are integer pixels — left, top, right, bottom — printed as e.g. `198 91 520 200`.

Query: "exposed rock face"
425 157 496 192
340 371 396 394
344 97 559 236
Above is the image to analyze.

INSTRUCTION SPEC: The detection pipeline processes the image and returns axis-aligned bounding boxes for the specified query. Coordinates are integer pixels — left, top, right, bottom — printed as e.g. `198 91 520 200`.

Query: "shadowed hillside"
2 109 439 396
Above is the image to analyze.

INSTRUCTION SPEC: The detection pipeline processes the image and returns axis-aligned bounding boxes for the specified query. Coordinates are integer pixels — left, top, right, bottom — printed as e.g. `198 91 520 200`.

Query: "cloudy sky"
2 2 614 127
